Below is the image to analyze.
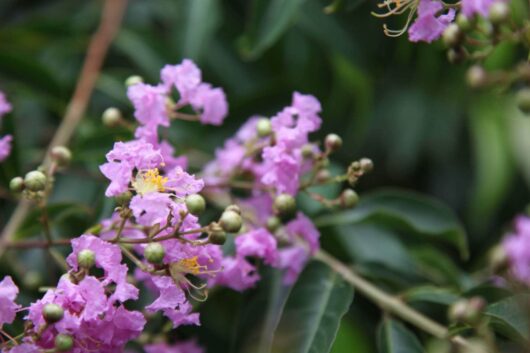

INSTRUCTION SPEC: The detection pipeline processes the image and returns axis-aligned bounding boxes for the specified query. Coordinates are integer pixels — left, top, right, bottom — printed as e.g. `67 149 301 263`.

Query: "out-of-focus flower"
0 276 20 327
145 339 204 353
503 216 530 283
0 134 12 162
408 0 455 42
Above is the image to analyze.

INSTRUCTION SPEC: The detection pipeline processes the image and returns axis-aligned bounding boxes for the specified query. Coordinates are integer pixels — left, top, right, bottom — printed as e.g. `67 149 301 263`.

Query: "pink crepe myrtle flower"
161 59 202 102
0 91 12 118
276 246 310 285
210 256 261 291
235 228 278 265
4 343 41 353
145 339 204 353
189 83 228 126
408 0 455 43
0 134 12 162
503 215 530 284
0 276 20 327
127 83 170 128
462 0 499 17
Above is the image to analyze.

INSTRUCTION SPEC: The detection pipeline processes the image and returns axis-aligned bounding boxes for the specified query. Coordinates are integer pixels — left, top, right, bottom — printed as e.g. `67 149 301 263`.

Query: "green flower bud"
301 144 315 159
456 14 475 32
316 169 331 183
9 176 24 192
489 2 509 25
274 193 297 220
489 245 508 272
125 75 144 87
24 170 47 192
185 194 206 216
115 191 133 205
447 48 465 64
225 204 241 215
220 210 243 233
448 299 468 323
359 158 374 173
102 107 122 127
55 333 74 352
324 133 343 152
340 189 359 208
77 249 95 269
208 223 226 245
442 23 462 48
256 118 272 137
266 216 281 232
42 303 64 324
516 88 530 114
448 297 485 325
466 65 487 89
50 146 72 166
144 242 165 264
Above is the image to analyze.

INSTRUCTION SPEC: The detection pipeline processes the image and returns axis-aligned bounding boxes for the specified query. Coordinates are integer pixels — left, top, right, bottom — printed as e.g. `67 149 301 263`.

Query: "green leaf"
315 188 468 259
377 318 423 353
239 0 306 59
402 286 459 306
180 0 220 61
484 294 530 342
114 30 164 79
270 261 354 353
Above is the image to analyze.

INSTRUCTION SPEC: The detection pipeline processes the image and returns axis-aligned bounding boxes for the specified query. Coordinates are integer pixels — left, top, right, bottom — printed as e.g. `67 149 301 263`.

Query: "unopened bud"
456 13 474 32
489 2 509 25
256 118 272 137
225 204 241 215
359 158 374 173
9 176 24 192
316 169 331 183
448 297 485 325
266 216 281 232
51 146 72 166
43 303 64 324
77 249 95 269
340 189 359 208
220 210 243 233
115 191 133 205
447 48 465 64
466 65 487 88
449 299 468 323
125 75 144 87
301 144 315 159
516 88 530 114
274 193 297 220
144 242 165 264
489 245 508 272
325 134 343 152
24 170 47 192
208 223 226 245
55 333 74 352
442 24 462 48
185 194 206 216
102 107 122 127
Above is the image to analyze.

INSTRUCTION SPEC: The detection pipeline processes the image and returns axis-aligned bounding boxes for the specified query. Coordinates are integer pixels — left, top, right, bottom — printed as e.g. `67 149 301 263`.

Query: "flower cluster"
503 215 530 284
0 91 12 162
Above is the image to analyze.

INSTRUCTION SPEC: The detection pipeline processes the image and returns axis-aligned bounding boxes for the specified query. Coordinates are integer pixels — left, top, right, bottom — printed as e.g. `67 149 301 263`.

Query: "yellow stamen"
178 256 204 275
132 168 168 195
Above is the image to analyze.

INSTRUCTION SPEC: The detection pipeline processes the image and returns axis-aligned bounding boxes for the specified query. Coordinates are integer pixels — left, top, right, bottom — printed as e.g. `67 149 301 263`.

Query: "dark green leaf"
270 261 354 353
377 318 423 353
485 294 530 342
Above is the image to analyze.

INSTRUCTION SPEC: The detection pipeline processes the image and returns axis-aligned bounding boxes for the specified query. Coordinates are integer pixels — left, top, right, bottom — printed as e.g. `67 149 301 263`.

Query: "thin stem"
314 250 479 351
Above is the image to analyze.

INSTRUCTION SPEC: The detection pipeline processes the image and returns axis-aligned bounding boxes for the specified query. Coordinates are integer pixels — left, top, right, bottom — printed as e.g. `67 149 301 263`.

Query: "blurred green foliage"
1 0 530 352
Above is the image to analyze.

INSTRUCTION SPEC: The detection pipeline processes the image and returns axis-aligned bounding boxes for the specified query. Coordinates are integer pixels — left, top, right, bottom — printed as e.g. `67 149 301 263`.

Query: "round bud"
489 2 509 25
448 299 468 323
359 158 374 173
144 242 165 264
50 146 72 166
274 193 297 219
9 176 24 192
340 189 359 208
209 223 226 245
316 169 331 183
54 334 74 352
516 88 530 114
102 107 122 127
456 14 475 32
301 144 315 159
125 75 144 87
115 191 133 206
185 194 206 216
447 48 465 64
77 249 95 269
325 134 343 152
42 303 64 324
489 245 508 272
466 65 487 89
266 216 281 232
225 204 241 215
442 23 462 48
220 210 243 233
256 118 272 137
466 297 486 324
24 170 47 192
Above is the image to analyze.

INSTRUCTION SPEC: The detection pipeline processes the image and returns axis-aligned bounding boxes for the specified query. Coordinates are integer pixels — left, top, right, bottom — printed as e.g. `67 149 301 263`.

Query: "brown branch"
0 0 128 257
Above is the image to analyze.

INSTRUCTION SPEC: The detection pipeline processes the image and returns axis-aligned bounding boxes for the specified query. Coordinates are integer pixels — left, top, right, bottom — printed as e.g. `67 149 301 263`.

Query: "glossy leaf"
377 318 423 353
485 294 530 342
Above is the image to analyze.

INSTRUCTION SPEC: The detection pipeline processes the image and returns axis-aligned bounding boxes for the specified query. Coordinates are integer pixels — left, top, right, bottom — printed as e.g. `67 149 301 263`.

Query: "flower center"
177 256 205 275
132 168 168 195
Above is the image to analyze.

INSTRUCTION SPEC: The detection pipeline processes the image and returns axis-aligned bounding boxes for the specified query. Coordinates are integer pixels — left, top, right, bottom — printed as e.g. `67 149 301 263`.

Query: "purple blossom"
190 83 229 126
0 91 12 118
5 344 41 353
0 276 20 327
408 0 455 43
161 59 202 102
145 339 204 353
503 216 530 284
0 134 12 162
285 212 320 254
462 0 497 17
210 257 260 291
235 228 278 265
127 83 169 128
276 246 310 285
261 146 301 195
130 192 174 227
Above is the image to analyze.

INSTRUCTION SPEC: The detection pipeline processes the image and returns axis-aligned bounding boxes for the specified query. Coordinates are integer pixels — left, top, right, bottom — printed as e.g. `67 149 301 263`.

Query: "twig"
314 250 480 352
0 0 128 257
